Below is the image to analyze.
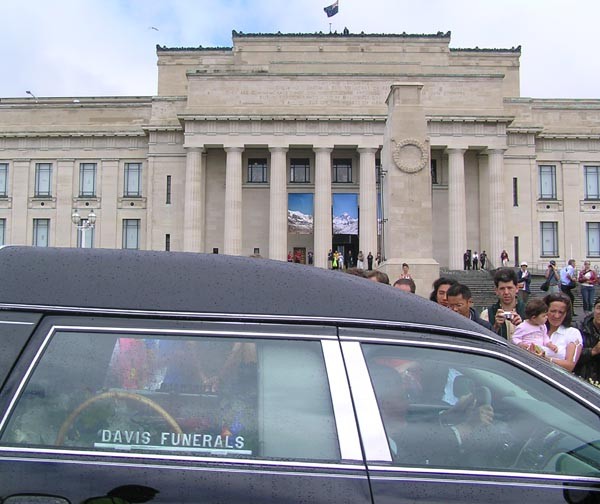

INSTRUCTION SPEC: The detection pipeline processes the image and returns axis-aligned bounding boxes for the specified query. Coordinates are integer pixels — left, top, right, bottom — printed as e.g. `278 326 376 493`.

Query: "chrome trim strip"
341 341 391 462
0 302 497 342
341 336 600 414
0 320 35 325
0 448 365 473
368 473 600 489
368 466 600 484
48 325 337 340
322 340 363 461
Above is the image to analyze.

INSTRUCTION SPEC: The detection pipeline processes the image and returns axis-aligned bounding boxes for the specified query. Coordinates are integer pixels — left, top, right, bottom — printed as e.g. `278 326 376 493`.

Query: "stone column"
56 159 75 247
183 147 205 252
269 146 288 261
224 146 244 256
488 149 506 268
447 148 467 270
99 159 119 248
358 147 378 262
145 156 155 250
11 160 30 245
380 83 438 295
314 147 333 269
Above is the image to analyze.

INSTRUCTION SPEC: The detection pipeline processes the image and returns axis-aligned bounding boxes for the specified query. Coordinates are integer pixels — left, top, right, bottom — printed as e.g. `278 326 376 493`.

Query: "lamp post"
71 209 96 248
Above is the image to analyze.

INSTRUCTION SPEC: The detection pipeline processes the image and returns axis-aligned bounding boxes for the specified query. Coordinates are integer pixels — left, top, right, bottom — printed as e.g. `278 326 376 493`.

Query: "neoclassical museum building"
1 30 600 291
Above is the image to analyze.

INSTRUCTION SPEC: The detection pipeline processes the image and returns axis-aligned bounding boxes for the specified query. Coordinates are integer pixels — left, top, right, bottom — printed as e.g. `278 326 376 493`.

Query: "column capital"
445 147 467 155
224 145 244 153
184 146 205 153
268 146 289 153
357 147 378 154
487 148 507 156
313 146 334 154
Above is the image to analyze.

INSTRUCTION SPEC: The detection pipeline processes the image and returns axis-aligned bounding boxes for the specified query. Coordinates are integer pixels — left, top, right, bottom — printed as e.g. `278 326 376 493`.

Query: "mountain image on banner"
288 209 313 234
333 212 358 235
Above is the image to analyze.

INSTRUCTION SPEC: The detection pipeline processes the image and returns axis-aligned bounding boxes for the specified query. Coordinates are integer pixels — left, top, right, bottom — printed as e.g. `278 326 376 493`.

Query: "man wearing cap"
545 260 560 294
517 262 531 303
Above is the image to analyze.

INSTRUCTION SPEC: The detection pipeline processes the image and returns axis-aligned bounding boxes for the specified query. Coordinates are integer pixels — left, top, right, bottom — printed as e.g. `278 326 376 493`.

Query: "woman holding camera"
545 260 560 294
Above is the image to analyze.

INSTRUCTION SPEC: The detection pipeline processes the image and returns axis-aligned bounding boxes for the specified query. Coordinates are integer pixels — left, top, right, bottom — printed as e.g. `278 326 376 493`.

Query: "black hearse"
0 246 598 503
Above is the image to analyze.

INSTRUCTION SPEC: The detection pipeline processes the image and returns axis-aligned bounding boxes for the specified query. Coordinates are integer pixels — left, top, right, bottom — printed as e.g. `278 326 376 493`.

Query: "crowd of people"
286 247 600 382
432 266 600 383
341 254 600 383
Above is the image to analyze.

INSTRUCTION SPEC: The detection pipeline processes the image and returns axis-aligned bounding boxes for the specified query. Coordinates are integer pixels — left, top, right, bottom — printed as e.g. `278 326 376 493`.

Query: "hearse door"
341 332 600 504
0 320 373 504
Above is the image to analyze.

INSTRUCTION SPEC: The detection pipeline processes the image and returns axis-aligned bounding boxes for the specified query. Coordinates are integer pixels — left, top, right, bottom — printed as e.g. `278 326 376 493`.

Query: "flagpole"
329 22 332 33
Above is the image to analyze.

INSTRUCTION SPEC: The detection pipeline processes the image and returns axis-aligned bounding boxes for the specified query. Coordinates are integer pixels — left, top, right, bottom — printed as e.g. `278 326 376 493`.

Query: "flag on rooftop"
324 1 339 18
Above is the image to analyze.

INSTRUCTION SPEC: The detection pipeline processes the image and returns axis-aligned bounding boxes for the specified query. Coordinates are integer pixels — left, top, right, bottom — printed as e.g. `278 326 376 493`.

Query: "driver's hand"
458 394 494 427
476 404 494 426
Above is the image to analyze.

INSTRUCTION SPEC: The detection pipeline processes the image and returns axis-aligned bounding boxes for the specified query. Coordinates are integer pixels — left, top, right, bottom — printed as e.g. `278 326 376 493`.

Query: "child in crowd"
512 298 559 355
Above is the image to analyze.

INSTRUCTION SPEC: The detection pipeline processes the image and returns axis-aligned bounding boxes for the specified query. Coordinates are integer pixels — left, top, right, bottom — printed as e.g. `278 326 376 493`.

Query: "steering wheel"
56 390 183 446
513 427 563 471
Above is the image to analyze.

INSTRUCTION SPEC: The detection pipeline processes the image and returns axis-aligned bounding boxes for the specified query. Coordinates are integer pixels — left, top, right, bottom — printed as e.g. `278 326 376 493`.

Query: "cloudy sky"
1 0 598 100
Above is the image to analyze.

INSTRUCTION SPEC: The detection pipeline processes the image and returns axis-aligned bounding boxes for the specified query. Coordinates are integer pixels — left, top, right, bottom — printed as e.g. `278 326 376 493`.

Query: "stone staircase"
439 268 584 314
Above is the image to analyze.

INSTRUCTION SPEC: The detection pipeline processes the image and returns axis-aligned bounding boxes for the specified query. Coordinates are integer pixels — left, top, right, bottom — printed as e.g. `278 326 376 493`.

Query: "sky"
1 0 599 100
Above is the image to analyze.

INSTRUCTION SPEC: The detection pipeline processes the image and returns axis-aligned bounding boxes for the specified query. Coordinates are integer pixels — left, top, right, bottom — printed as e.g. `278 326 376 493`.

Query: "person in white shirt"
543 292 583 372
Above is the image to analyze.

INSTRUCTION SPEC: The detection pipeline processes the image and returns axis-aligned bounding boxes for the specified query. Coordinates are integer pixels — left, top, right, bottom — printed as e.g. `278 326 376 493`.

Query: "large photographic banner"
288 193 314 234
333 193 358 235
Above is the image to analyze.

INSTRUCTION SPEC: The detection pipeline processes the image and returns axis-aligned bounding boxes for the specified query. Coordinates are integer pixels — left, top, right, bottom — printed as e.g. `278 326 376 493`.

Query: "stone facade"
1 31 600 295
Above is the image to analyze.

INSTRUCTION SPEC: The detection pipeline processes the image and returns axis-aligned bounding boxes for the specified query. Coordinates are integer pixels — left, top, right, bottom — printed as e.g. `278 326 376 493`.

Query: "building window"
290 158 310 183
122 219 140 249
540 221 558 256
166 175 171 204
539 165 557 200
0 163 8 197
332 159 352 183
513 177 518 207
33 219 50 247
0 219 5 246
584 166 600 200
165 233 171 251
79 163 97 197
431 159 438 185
35 163 52 197
248 158 268 183
124 163 142 197
587 222 600 257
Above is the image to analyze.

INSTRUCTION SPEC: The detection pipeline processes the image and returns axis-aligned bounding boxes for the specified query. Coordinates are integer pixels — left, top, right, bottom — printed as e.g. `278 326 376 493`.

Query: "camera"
502 311 513 320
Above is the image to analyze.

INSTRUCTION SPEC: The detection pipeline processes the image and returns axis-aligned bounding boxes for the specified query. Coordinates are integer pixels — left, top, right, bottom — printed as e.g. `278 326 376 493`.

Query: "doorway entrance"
332 234 359 268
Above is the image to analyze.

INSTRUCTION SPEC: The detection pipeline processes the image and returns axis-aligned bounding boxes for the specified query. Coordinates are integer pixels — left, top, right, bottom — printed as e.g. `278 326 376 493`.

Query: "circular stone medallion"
392 138 429 174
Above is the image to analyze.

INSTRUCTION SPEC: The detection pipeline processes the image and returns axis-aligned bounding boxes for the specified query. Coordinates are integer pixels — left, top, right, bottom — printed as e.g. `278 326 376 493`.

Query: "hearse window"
0 331 339 461
363 344 600 476
0 314 41 389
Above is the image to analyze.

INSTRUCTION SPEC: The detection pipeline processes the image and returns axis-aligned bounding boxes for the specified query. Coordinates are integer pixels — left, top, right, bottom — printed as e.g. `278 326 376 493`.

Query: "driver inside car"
369 363 497 467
